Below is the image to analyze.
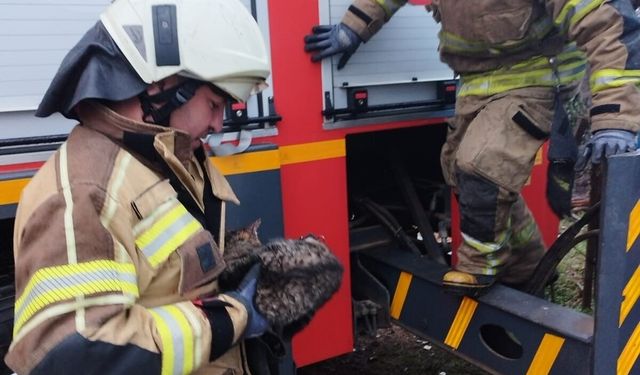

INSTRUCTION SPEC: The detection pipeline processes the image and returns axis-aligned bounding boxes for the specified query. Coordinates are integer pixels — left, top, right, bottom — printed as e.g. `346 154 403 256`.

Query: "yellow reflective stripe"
511 220 537 248
458 45 587 97
439 31 489 54
12 294 135 347
444 297 478 349
628 200 640 252
135 203 202 267
459 59 586 97
461 233 502 254
508 46 584 71
555 0 604 31
440 16 554 55
13 260 138 335
390 272 412 319
618 322 640 375
620 266 640 327
591 69 640 93
374 0 404 19
167 305 196 375
150 305 197 375
150 309 176 375
526 334 565 375
178 304 204 369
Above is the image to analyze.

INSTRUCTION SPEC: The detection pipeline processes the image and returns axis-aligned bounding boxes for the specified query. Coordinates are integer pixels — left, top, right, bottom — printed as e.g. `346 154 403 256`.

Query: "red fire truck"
2 1 640 374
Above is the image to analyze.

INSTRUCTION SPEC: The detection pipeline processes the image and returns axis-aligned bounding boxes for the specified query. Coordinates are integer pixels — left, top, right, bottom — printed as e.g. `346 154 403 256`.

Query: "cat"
219 219 344 332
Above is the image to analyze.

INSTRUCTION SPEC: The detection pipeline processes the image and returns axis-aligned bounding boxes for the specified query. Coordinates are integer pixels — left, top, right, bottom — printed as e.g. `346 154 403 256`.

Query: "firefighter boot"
442 270 496 298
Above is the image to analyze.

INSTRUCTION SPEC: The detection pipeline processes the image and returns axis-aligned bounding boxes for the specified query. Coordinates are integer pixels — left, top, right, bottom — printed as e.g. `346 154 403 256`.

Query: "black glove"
304 23 362 69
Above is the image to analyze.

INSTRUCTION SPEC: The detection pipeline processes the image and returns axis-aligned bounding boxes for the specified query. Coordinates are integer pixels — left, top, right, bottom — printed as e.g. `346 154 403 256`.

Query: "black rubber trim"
590 104 621 116
456 169 500 243
512 111 548 140
202 302 235 360
348 5 373 25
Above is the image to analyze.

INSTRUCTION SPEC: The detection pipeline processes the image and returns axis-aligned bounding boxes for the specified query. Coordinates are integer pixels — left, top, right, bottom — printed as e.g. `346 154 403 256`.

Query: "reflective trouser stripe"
135 202 203 268
511 219 538 248
461 232 510 275
149 304 198 375
13 260 138 335
591 69 640 94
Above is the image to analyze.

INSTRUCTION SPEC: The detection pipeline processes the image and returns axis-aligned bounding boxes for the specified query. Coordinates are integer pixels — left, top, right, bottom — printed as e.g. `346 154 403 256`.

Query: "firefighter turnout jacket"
6 102 252 375
343 0 640 134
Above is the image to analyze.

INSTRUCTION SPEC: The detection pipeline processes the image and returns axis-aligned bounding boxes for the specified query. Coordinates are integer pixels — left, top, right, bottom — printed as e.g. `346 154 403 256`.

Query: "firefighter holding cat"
305 0 640 296
6 0 271 374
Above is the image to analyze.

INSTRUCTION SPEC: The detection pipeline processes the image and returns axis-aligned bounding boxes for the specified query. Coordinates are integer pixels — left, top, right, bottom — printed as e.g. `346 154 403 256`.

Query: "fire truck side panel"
521 145 560 248
279 155 353 366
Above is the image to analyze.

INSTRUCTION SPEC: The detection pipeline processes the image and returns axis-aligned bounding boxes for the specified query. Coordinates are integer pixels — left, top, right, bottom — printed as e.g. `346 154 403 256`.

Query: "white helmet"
100 0 271 103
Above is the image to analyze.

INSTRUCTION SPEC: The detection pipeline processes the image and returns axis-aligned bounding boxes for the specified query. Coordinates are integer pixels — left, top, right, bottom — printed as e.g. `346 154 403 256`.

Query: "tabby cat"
220 219 344 332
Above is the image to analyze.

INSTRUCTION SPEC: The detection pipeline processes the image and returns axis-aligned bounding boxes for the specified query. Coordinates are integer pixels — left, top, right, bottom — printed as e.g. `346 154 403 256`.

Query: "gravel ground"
297 215 590 375
298 325 489 375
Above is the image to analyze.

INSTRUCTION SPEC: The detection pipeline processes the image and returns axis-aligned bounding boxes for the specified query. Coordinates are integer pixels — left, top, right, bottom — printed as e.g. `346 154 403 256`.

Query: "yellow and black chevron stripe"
618 199 640 375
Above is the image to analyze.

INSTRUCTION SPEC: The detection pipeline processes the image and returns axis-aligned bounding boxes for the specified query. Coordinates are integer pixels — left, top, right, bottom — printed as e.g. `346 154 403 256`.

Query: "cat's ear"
249 218 262 236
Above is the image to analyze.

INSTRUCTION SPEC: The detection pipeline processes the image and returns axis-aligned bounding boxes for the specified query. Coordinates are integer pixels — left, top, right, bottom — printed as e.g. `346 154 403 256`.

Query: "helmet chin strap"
138 79 203 126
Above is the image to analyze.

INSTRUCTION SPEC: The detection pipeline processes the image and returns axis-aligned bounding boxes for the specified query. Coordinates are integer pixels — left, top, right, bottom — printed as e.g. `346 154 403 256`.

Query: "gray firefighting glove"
583 129 637 165
304 23 362 69
227 264 269 338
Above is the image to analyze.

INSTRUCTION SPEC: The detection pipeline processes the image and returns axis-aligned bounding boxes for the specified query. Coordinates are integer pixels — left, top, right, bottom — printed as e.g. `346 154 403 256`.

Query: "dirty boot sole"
442 281 493 298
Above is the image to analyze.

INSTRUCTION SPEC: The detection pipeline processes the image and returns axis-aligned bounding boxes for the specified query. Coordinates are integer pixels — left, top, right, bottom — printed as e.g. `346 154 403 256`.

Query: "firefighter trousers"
441 87 555 283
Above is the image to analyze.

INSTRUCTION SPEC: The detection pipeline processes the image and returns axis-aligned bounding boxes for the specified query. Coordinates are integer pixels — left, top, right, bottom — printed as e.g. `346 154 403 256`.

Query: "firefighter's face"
169 84 227 150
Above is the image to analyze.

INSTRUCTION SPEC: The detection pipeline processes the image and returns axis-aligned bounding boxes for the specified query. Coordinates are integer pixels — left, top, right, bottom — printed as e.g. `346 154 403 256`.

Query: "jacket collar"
77 101 239 204
77 101 193 164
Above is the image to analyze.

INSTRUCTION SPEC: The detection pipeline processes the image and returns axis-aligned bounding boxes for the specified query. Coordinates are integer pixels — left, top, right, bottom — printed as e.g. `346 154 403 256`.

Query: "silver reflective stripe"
13 260 138 335
154 307 185 375
591 69 640 93
15 268 137 321
135 203 203 268
555 0 604 31
149 304 198 375
461 233 502 254
458 48 586 96
141 212 196 259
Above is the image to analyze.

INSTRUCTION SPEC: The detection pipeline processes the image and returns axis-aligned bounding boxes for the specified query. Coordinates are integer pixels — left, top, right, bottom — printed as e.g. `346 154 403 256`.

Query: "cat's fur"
219 219 344 331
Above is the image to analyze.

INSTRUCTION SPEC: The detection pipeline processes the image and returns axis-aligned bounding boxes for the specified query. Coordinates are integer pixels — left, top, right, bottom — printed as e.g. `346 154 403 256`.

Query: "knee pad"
455 169 499 243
